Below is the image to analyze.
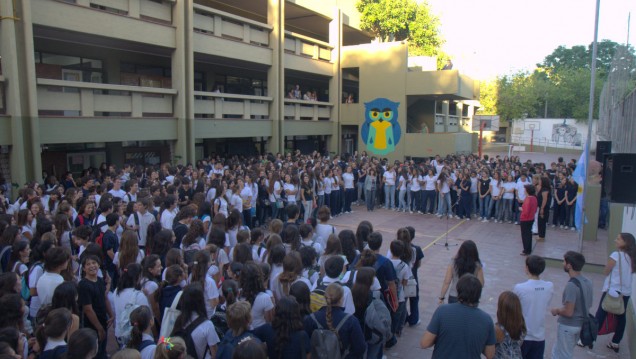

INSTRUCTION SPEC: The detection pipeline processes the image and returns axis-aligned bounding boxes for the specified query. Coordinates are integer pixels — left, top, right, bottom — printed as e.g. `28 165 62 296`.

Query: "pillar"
266 0 284 154
172 0 188 165
328 8 342 155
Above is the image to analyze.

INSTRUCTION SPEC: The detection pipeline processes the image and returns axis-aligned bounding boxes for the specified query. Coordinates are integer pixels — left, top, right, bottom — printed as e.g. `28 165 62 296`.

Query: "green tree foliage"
356 0 445 65
477 80 498 115
496 41 634 121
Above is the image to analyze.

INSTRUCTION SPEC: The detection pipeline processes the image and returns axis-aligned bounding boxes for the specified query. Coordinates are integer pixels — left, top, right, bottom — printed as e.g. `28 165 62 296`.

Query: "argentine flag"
572 142 587 231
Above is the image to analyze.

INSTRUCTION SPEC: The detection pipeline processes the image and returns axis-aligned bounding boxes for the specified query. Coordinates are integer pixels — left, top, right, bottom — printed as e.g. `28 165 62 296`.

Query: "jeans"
303 200 313 222
458 194 472 218
357 182 365 204
492 198 503 220
422 190 436 213
521 221 534 254
384 185 395 209
391 301 407 335
315 195 324 217
330 191 340 215
502 198 513 222
553 203 566 226
437 192 452 216
242 208 252 229
365 341 383 359
270 202 279 221
521 340 545 359
551 323 581 359
479 194 492 219
406 278 420 325
365 189 375 211
398 189 407 210
595 292 630 344
406 189 412 210
471 192 479 214
411 190 421 212
566 203 575 227
344 188 354 212
324 192 331 212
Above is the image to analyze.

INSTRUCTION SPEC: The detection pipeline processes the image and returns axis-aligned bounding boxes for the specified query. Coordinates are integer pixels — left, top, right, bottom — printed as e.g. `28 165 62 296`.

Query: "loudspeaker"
604 153 636 203
596 141 612 162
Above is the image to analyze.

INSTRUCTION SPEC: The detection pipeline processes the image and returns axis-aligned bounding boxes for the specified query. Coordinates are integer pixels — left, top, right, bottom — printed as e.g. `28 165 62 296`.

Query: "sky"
425 0 635 80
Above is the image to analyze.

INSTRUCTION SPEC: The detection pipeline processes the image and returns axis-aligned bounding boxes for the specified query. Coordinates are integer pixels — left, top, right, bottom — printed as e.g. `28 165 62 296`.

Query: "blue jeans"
479 194 492 218
551 323 581 359
422 190 436 213
437 192 452 216
406 275 420 325
471 192 479 214
357 182 365 204
365 189 375 211
384 185 395 209
502 198 513 222
398 189 407 210
492 198 502 220
365 341 383 359
391 301 407 335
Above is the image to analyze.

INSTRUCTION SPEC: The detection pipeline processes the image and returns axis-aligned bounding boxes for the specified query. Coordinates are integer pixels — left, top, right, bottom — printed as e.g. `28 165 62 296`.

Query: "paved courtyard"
330 203 630 359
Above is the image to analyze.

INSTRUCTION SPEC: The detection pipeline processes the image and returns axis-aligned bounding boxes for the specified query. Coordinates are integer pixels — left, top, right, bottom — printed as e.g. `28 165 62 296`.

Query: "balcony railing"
284 99 332 121
37 79 177 117
193 4 271 47
284 31 332 62
194 92 272 119
73 0 173 23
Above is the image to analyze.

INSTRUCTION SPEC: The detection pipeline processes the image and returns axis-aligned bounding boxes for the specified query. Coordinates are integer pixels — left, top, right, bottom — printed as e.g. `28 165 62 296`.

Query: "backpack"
139 339 155 352
309 312 352 359
90 221 107 247
116 290 142 344
171 315 208 359
364 298 392 345
570 277 597 348
344 269 356 289
12 263 30 301
310 278 328 312
373 256 398 312
216 331 258 359
211 307 228 340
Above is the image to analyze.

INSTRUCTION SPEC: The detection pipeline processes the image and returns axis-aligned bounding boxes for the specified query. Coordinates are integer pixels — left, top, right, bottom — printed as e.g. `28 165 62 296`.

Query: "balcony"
194 91 272 119
284 99 332 121
284 32 333 75
406 70 479 101
32 0 175 48
192 4 272 65
37 79 176 117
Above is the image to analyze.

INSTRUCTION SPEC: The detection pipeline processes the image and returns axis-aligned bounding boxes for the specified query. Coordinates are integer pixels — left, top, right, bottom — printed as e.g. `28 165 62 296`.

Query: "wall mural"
360 98 401 155
552 119 582 146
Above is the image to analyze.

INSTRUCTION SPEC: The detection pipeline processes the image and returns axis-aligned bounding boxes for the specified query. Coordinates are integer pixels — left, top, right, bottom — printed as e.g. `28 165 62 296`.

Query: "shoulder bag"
601 253 625 315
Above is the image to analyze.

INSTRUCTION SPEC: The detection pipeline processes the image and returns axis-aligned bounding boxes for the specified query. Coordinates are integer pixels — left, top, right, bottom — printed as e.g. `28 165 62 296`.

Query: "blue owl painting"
360 98 401 155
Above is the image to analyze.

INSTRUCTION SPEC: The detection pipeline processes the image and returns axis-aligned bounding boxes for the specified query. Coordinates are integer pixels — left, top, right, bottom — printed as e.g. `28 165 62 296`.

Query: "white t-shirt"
516 180 529 201
187 276 220 319
383 171 396 186
410 175 421 191
114 288 151 337
231 193 243 212
186 314 220 359
424 175 438 191
502 182 516 200
29 264 45 317
490 179 501 197
126 211 156 247
513 279 554 341
249 291 275 329
342 173 355 189
214 197 228 218
313 276 355 314
470 177 478 193
391 259 411 303
113 251 144 269
160 209 176 230
397 175 407 191
323 178 332 194
141 278 159 297
437 178 450 194
205 187 216 204
603 251 633 294
283 183 297 203
108 188 126 199
315 224 336 249
140 333 156 359
300 238 323 256
240 186 253 209
36 272 64 307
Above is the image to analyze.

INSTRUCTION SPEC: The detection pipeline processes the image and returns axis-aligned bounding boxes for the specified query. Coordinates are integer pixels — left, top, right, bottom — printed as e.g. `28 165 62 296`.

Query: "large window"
342 67 359 103
35 52 103 83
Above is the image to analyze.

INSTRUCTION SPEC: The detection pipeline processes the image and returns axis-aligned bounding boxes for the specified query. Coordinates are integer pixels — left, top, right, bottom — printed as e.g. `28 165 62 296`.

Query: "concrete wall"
511 118 598 150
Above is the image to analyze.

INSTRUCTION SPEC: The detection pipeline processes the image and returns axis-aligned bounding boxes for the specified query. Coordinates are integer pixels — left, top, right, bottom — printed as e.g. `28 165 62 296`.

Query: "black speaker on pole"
596 141 612 162
603 153 636 203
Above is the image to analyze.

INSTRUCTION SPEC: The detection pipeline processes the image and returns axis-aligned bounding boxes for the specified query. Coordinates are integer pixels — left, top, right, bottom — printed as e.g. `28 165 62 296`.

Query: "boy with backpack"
389 240 411 337
216 301 262 359
367 231 398 348
102 213 119 290
310 256 355 314
300 223 323 256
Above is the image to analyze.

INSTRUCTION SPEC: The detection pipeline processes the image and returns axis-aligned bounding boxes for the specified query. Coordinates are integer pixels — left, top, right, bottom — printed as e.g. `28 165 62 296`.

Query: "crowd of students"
0 150 630 359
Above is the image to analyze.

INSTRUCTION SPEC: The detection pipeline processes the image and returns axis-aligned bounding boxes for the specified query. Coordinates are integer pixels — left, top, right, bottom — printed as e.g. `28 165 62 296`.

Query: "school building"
0 0 479 186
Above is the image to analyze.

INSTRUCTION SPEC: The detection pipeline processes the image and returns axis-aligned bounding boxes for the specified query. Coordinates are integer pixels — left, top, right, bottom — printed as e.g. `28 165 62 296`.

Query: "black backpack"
570 277 597 348
171 315 208 359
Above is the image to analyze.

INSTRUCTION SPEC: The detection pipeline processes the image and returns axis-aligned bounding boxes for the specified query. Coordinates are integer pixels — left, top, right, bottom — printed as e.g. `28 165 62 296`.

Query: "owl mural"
360 98 401 155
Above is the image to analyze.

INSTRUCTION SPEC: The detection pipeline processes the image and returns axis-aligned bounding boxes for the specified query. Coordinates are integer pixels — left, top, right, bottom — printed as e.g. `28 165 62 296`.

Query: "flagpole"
579 0 601 251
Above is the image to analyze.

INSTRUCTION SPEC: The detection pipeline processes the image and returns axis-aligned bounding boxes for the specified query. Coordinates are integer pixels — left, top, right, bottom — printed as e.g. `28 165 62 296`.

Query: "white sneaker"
514 221 519 225
571 227 576 231
482 218 488 223
409 211 413 214
418 211 423 214
479 217 483 221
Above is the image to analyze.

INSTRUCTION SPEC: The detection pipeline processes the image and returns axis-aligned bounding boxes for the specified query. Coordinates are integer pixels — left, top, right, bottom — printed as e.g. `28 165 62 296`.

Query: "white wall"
510 118 598 150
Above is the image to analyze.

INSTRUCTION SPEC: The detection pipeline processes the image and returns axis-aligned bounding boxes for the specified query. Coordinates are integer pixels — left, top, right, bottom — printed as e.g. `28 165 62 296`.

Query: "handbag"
601 253 625 315
159 290 183 338
403 278 417 298
598 313 617 335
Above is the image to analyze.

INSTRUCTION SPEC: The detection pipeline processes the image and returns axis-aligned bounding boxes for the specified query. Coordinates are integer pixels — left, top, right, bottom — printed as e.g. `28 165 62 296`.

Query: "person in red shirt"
520 185 538 256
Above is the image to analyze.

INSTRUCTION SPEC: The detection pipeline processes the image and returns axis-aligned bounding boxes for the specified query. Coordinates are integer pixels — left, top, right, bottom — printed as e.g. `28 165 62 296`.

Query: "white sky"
425 0 635 80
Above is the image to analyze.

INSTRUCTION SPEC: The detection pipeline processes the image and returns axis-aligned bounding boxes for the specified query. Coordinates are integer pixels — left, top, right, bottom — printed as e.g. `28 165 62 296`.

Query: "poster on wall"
360 98 401 155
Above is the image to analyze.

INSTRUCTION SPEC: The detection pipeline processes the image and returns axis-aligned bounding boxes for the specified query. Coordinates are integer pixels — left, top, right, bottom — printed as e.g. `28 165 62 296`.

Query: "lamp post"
529 124 535 152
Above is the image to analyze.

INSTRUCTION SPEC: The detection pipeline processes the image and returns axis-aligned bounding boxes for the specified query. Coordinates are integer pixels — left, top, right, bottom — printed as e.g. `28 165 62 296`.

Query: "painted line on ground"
423 220 466 251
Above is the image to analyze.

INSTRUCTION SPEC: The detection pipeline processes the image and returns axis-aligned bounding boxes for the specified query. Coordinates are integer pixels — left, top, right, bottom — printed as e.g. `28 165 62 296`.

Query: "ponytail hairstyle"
154 264 184 306
154 336 186 359
324 283 344 337
35 308 72 351
221 279 239 307
278 252 303 296
396 227 413 264
116 263 142 295
190 250 210 287
126 305 152 350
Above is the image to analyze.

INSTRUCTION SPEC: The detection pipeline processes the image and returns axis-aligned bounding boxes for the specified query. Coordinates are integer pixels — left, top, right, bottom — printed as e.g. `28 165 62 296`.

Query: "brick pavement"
330 203 629 359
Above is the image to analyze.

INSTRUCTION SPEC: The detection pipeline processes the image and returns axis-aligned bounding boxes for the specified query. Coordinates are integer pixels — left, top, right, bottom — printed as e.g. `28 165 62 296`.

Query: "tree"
356 0 445 65
477 80 498 115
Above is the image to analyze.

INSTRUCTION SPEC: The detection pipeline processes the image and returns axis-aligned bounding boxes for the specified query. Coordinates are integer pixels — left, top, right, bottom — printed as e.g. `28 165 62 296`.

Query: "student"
125 198 155 251
37 247 71 307
64 328 99 359
113 230 143 273
299 246 320 286
216 301 261 359
311 256 355 314
388 240 410 337
513 255 554 359
154 265 185 321
494 291 526 358
114 263 151 346
36 308 72 359
51 282 81 339
212 279 239 340
239 262 274 329
271 252 311 302
126 306 156 359
172 206 195 249
102 213 120 287
304 283 366 358
170 283 219 359
187 251 220 319
253 296 311 358
299 223 323 256
155 336 187 359
78 255 114 359
367 232 398 346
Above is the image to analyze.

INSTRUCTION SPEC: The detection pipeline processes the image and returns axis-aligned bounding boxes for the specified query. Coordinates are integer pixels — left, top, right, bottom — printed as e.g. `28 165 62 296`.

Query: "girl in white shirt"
127 306 156 359
397 168 409 212
490 172 503 223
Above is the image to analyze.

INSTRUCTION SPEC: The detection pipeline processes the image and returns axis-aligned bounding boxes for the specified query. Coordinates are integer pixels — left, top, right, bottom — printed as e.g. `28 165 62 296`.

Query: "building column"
172 0 188 165
266 0 284 154
442 101 449 132
183 0 195 163
328 8 342 155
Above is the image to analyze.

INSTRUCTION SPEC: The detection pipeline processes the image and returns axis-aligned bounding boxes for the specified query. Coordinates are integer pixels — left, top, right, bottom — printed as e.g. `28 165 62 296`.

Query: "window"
342 67 359 103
